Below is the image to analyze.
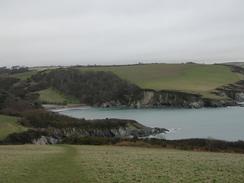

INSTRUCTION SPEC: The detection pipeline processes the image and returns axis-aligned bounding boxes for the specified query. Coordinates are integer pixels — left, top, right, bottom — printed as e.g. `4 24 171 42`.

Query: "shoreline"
43 104 90 111
44 103 243 112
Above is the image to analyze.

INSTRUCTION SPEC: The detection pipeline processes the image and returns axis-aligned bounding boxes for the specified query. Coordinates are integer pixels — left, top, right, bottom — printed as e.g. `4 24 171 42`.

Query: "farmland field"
0 115 26 140
0 145 244 183
78 64 244 95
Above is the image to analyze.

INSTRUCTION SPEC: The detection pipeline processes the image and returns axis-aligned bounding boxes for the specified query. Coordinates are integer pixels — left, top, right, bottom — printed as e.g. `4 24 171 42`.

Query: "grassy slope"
0 115 27 140
78 64 244 98
0 145 244 183
38 88 79 105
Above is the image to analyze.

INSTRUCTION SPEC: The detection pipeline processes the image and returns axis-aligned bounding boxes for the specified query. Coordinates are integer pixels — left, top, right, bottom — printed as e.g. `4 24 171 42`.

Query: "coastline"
52 105 244 142
43 104 90 111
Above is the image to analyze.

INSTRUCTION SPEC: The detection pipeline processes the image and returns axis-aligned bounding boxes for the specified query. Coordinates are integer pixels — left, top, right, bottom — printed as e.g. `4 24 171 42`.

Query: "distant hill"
76 63 244 98
2 63 244 106
6 63 243 96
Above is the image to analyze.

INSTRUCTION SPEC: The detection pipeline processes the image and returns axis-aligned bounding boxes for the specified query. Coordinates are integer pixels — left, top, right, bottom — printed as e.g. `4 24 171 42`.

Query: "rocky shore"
2 114 168 145
31 125 168 145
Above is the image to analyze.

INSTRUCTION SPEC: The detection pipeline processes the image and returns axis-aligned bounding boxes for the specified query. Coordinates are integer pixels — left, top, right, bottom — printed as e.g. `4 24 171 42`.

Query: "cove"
55 106 244 141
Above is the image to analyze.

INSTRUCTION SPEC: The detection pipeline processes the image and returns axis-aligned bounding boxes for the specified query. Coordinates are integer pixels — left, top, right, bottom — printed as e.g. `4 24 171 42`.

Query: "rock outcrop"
215 80 244 104
30 122 168 144
32 136 59 145
100 87 242 109
133 89 205 108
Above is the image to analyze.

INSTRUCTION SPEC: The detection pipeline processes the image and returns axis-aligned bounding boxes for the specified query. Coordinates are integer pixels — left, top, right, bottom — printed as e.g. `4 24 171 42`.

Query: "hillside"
1 63 243 108
77 63 244 96
32 69 142 106
1 145 244 183
1 63 244 109
6 63 243 96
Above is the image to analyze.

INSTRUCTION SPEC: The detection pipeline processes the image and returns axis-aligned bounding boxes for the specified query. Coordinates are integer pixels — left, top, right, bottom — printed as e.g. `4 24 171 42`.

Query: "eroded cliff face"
215 80 244 103
100 88 240 108
133 90 205 108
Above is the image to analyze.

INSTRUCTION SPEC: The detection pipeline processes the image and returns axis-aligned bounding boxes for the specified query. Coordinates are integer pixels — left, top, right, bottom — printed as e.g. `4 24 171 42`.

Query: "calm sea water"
56 106 244 141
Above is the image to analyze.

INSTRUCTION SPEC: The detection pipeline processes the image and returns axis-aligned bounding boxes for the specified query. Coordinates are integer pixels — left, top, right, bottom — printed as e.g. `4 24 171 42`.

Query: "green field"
0 145 244 183
78 64 244 96
38 88 79 105
0 115 27 140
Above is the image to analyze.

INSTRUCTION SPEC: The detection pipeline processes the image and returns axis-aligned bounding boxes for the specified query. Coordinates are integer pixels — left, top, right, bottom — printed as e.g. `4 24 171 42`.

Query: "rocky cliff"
101 89 236 109
133 90 205 108
215 80 244 104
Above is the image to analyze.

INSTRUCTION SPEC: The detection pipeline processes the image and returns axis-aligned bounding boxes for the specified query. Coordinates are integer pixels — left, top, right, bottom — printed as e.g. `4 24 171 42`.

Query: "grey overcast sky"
0 0 244 67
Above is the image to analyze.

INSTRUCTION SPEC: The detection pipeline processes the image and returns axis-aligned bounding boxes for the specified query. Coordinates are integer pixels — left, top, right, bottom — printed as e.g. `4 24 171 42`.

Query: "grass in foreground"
38 88 80 105
0 145 244 183
78 63 244 97
0 115 27 140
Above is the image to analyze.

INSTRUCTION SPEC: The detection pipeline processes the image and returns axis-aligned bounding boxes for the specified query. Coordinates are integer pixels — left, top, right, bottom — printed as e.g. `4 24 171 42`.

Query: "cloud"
0 0 244 66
